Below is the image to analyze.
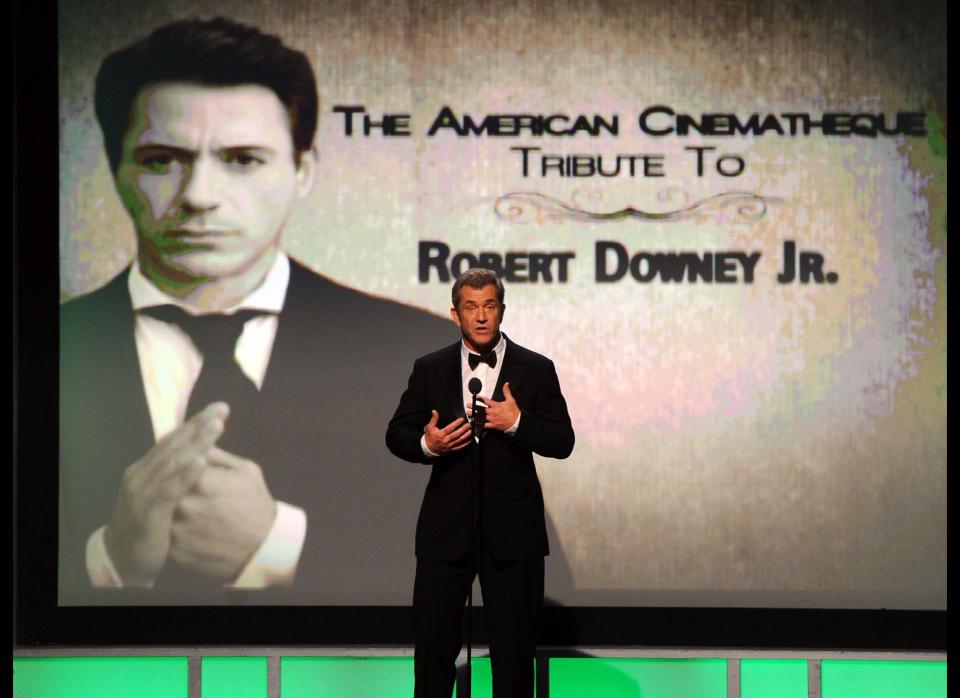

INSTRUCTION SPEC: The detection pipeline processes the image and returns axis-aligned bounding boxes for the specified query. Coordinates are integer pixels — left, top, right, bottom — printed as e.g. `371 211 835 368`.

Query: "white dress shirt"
86 252 306 588
420 334 521 457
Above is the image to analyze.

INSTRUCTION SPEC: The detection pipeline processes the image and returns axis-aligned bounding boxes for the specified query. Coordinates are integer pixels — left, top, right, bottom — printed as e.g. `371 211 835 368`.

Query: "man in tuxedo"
386 268 575 697
59 17 451 602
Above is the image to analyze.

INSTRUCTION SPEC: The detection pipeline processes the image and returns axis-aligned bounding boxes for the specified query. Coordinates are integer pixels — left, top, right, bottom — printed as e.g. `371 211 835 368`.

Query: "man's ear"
450 306 462 328
295 146 318 196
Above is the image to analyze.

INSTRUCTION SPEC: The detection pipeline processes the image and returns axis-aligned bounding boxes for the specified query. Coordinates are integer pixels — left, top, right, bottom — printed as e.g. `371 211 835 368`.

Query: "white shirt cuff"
505 412 521 435
233 502 306 588
85 502 306 589
86 526 125 587
421 433 439 458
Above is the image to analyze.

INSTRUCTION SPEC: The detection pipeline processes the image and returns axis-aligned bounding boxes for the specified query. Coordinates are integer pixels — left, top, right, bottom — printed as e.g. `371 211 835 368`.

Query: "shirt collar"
128 252 290 314
461 333 506 363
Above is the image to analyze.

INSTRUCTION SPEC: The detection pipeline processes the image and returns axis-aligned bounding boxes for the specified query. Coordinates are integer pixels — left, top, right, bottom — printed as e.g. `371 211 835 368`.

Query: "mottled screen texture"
58 0 946 607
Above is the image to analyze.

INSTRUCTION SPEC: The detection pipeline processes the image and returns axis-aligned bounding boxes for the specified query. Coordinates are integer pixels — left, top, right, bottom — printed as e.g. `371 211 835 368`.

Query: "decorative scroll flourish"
494 190 772 224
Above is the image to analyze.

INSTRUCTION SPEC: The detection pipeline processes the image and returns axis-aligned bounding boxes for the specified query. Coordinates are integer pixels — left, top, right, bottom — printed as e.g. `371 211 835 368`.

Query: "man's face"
451 284 505 354
113 82 314 285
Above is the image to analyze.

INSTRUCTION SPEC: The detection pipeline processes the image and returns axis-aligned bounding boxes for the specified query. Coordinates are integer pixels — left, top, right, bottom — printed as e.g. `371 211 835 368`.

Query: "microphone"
468 378 485 439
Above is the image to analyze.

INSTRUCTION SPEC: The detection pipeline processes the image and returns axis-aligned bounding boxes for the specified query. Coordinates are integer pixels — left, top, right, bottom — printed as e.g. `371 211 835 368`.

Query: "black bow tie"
468 350 497 370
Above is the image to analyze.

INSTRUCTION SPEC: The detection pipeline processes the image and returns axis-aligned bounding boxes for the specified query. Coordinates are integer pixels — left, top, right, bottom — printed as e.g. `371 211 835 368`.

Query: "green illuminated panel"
281 657 414 698
202 656 268 698
550 657 727 698
12 657 188 698
464 658 492 698
457 657 535 698
741 659 807 698
822 660 946 698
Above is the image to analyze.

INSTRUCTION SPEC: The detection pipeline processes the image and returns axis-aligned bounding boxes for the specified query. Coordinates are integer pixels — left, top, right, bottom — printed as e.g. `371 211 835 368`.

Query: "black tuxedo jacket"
59 259 453 604
385 338 574 563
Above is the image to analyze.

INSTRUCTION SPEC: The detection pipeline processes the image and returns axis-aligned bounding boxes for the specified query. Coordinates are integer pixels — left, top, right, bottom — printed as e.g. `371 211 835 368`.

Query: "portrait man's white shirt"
86 252 306 588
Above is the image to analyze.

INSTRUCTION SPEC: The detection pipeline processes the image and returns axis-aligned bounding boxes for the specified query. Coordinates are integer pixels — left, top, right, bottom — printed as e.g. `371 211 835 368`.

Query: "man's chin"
156 248 252 283
466 331 499 353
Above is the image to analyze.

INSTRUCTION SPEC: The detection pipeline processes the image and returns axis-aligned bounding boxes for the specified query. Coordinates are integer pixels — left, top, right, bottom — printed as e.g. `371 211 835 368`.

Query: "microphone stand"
465 379 484 698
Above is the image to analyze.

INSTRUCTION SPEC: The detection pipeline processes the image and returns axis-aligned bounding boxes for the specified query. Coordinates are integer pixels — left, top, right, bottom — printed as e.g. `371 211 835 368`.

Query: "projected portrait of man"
59 17 452 602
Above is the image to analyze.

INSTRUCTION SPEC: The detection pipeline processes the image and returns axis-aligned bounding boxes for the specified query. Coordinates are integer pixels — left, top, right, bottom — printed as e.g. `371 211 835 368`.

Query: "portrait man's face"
451 283 505 354
113 82 314 285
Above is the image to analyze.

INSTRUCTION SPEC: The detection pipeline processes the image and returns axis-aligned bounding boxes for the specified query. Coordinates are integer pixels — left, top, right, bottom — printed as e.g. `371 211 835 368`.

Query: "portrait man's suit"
386 335 574 695
59 259 454 603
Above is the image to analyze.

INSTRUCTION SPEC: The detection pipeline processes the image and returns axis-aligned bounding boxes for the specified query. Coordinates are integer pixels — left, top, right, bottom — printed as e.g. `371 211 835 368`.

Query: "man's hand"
168 447 277 580
423 410 473 455
478 382 521 432
103 402 228 586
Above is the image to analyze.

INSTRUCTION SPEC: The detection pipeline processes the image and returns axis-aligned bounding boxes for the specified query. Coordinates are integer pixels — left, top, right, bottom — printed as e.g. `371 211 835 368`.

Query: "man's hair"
451 268 505 307
94 16 318 171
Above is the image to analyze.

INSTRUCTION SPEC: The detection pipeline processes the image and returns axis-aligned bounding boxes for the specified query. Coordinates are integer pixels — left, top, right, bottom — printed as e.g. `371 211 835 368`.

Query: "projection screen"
57 0 946 609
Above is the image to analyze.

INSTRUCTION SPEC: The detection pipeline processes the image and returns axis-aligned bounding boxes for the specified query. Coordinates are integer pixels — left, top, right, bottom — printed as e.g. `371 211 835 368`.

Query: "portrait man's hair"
94 16 318 171
452 268 505 307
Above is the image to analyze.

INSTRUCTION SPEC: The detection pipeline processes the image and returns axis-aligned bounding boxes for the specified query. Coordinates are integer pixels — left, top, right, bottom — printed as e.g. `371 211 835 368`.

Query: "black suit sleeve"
513 359 575 459
385 358 434 464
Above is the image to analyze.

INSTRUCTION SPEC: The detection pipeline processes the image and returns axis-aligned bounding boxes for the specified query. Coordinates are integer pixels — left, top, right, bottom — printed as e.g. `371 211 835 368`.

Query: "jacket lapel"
259 260 318 395
101 272 156 457
493 334 525 401
438 342 467 420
